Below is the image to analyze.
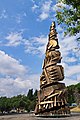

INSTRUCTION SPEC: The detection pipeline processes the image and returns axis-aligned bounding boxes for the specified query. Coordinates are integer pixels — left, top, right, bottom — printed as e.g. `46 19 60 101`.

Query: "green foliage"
0 84 80 113
56 0 80 36
67 85 75 105
5 98 12 113
27 89 33 101
0 97 7 113
67 83 80 105
75 83 80 93
0 89 38 114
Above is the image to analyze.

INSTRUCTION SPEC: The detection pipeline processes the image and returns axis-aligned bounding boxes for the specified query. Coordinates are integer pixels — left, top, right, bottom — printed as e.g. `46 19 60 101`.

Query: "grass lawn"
70 106 80 112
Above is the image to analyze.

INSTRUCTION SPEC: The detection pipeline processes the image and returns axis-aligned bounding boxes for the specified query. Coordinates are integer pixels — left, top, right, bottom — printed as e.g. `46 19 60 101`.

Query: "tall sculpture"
35 22 70 116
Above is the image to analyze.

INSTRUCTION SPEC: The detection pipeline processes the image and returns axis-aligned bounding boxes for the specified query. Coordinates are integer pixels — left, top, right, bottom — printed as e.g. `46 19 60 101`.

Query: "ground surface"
71 106 80 112
0 113 80 120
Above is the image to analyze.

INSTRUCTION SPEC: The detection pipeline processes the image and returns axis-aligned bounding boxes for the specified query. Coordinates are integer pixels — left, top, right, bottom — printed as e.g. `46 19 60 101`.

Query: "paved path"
0 113 80 120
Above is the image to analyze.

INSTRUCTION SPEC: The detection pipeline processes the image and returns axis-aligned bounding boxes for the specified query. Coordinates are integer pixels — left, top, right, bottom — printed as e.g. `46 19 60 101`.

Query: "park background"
0 0 80 113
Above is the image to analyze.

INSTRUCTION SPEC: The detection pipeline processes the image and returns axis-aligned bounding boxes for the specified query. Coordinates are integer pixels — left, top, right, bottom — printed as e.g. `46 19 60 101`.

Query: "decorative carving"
35 22 70 116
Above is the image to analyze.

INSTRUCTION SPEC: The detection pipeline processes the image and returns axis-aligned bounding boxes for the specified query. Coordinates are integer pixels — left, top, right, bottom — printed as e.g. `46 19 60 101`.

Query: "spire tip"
51 21 55 27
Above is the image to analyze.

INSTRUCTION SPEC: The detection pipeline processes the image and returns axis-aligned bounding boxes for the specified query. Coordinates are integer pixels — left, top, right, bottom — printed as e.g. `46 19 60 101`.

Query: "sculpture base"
35 105 71 118
36 113 71 118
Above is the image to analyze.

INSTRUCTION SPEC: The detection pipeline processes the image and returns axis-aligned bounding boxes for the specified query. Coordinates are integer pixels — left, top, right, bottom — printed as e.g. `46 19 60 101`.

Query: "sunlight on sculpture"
35 22 70 116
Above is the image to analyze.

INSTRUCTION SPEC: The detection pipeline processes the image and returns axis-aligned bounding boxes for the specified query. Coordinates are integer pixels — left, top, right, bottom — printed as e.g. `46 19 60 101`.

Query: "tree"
5 98 12 113
74 83 80 105
67 83 80 105
32 90 38 110
33 90 38 98
0 97 7 113
27 89 33 101
56 0 80 37
26 89 38 111
75 83 80 93
67 85 75 105
25 99 31 112
74 88 80 105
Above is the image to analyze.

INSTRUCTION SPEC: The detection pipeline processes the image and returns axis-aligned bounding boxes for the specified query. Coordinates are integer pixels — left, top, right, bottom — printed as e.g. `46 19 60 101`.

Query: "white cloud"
56 25 63 33
52 1 70 12
31 0 35 3
16 15 22 24
64 78 79 86
77 74 80 81
5 32 23 46
0 50 40 97
39 12 49 21
24 35 48 55
23 12 27 17
32 1 67 21
15 13 27 23
24 32 80 86
41 1 52 12
0 74 40 97
63 57 77 63
25 33 80 86
0 50 26 77
60 35 79 57
65 65 80 77
32 1 73 22
38 1 52 21
0 31 80 96
0 9 8 19
59 33 80 85
32 4 39 11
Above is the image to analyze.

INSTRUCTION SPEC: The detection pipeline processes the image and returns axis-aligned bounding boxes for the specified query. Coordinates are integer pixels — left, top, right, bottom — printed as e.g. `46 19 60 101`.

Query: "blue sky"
0 0 80 97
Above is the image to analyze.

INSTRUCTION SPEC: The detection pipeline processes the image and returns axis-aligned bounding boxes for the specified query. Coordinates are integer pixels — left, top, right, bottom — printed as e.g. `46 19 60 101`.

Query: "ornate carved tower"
35 22 70 116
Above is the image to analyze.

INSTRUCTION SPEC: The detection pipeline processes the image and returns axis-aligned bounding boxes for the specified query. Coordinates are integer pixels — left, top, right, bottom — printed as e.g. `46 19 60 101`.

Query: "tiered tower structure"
35 22 70 116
